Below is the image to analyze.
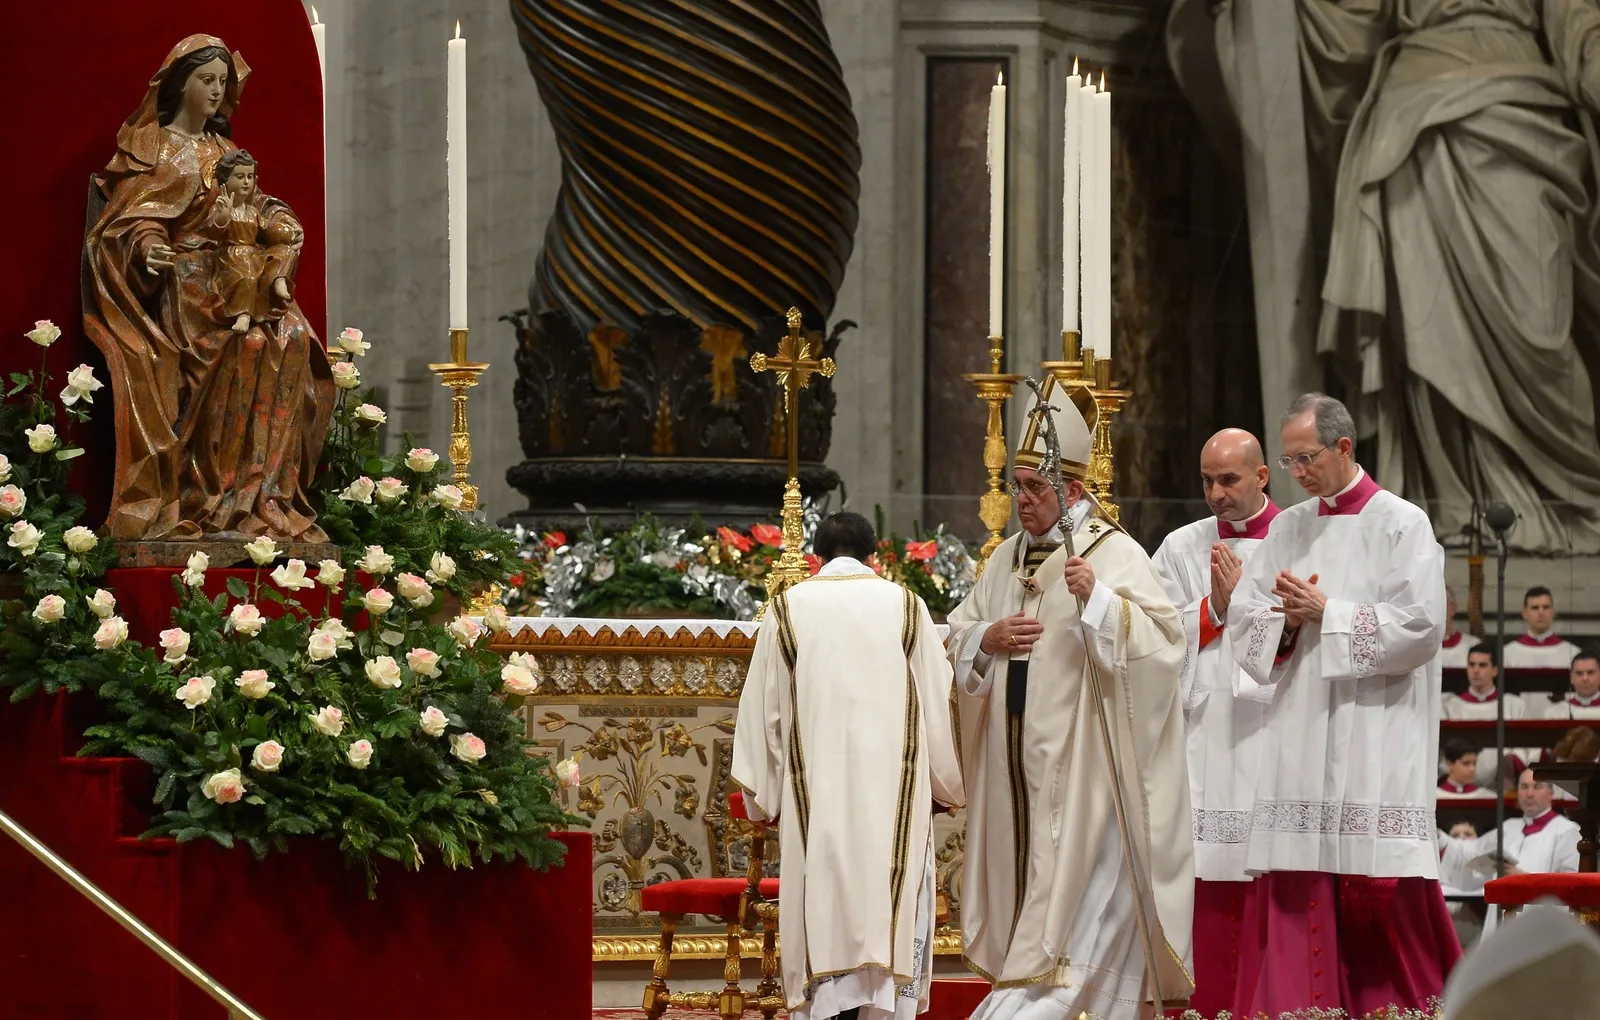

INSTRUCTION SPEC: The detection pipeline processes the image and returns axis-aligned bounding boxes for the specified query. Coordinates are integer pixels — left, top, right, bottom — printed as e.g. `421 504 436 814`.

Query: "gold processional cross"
749 307 835 601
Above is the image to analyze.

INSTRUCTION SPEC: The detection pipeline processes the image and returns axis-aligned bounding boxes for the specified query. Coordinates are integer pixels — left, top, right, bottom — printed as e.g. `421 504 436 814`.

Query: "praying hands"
1271 571 1324 630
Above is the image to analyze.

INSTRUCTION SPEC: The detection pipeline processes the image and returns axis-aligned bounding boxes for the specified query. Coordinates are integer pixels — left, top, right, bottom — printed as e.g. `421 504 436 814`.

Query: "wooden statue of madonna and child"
83 33 336 567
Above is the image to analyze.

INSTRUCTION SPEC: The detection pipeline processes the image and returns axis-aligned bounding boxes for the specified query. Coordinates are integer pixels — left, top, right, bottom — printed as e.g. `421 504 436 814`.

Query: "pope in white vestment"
733 511 964 1020
1226 394 1460 1017
945 378 1194 1020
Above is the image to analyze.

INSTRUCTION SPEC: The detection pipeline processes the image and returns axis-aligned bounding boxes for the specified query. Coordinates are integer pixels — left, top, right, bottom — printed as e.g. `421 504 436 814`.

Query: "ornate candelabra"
1042 330 1129 521
429 327 489 513
750 308 835 603
962 338 1021 571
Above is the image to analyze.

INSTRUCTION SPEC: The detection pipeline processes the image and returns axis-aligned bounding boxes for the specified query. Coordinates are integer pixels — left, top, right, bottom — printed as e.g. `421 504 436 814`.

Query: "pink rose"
450 732 487 764
407 648 441 678
251 741 285 773
201 768 245 804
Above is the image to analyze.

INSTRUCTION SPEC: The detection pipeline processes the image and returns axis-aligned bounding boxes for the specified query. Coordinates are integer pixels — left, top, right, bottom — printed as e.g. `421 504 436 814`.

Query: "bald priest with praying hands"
732 511 964 1020
944 377 1194 1020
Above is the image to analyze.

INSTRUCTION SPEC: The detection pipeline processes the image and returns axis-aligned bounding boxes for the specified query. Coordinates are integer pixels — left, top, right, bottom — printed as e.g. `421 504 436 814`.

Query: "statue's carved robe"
946 502 1194 1020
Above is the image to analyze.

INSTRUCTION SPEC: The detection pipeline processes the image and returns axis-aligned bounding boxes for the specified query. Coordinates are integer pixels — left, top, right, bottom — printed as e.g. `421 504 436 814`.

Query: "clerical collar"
1438 779 1479 794
1023 499 1092 551
1519 631 1562 647
1523 809 1559 836
1441 631 1463 648
1569 692 1600 707
1317 467 1380 516
1216 498 1280 541
1459 688 1498 704
817 556 874 578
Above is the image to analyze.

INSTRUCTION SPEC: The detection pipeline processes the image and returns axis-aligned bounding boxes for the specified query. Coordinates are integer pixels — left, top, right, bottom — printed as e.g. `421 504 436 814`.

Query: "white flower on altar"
426 551 456 583
365 655 402 689
374 477 409 503
271 559 315 591
158 627 191 664
0 484 26 518
336 326 370 356
87 589 116 619
508 651 538 672
362 587 395 616
60 365 103 407
407 648 442 678
32 594 65 624
63 526 98 553
316 559 345 588
431 484 464 511
395 573 433 606
330 360 361 390
175 675 216 710
251 740 285 773
450 732 487 764
244 536 278 566
227 603 265 637
93 615 128 650
307 629 339 661
406 448 439 473
237 670 275 699
500 663 538 696
357 545 394 575
25 320 60 347
310 705 345 737
340 476 375 504
201 768 245 804
0 454 10 484
354 403 387 426
346 739 374 770
555 757 581 789
7 521 42 557
483 604 511 634
25 423 57 454
182 551 209 587
447 615 483 649
316 618 355 649
592 556 616 582
419 706 449 738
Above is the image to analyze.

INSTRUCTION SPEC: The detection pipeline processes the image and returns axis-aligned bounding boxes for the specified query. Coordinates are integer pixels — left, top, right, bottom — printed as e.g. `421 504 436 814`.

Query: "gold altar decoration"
493 621 968 962
749 308 835 603
428 327 488 512
963 336 1021 570
1042 330 1129 522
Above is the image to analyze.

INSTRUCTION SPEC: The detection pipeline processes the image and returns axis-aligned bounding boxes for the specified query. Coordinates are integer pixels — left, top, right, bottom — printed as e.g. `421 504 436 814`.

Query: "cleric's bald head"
1201 428 1264 470
1200 428 1269 522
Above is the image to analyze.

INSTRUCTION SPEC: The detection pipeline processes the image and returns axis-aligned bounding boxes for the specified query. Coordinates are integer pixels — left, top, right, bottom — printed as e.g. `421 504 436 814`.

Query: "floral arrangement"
507 505 976 621
0 322 579 892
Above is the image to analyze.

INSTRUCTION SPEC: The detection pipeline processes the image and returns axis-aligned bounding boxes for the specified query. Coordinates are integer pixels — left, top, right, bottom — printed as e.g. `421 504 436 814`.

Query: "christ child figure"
206 149 301 333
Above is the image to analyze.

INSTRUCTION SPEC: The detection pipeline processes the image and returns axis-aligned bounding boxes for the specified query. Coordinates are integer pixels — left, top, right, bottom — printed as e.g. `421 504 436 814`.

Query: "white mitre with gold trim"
1443 902 1600 1020
1014 375 1095 481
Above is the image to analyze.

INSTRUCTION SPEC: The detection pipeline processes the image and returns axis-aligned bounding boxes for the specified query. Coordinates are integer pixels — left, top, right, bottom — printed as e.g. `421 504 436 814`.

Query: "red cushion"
639 877 780 917
1484 873 1600 908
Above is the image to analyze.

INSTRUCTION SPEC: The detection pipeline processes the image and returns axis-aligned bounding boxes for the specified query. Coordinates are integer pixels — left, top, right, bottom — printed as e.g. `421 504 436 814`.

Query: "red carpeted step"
930 977 990 1020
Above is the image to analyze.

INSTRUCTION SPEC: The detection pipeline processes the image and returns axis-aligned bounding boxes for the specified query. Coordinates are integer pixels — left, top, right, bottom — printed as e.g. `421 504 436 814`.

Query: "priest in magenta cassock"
945 377 1194 1020
1151 428 1277 1017
733 511 964 1020
1227 393 1460 1016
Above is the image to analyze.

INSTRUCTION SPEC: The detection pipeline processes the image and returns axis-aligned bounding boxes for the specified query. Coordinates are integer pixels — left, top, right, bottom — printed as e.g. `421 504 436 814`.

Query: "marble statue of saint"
83 34 334 544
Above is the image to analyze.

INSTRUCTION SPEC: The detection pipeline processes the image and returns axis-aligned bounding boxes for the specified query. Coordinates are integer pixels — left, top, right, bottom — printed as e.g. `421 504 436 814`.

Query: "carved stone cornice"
900 0 1168 75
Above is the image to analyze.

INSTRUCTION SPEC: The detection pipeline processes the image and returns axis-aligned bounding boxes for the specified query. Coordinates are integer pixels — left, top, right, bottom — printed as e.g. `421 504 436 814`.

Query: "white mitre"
1015 375 1095 480
1442 900 1600 1020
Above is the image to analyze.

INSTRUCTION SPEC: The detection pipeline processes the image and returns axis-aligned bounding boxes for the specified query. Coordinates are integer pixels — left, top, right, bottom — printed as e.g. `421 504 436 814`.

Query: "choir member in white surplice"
1442 644 1530 787
733 511 964 1020
1439 769 1581 934
1541 652 1600 721
1226 393 1460 1018
1501 587 1583 671
1438 589 1471 670
945 377 1194 1020
1151 428 1278 1018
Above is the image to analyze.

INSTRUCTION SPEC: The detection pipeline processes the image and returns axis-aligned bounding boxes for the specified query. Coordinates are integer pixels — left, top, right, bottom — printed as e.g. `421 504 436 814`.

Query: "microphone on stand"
1483 501 1516 876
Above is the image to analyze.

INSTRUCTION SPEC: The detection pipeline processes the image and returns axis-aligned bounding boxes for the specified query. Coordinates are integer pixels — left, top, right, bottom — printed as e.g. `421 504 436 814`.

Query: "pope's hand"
1210 542 1242 616
1063 556 1095 601
981 612 1043 656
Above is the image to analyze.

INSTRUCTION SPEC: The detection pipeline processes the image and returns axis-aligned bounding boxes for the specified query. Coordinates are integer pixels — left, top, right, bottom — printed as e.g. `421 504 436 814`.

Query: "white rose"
364 655 403 689
316 560 345 588
362 588 395 616
330 360 361 389
227 603 265 637
336 326 370 356
0 484 26 518
201 768 245 804
482 604 511 634
62 526 98 553
236 669 275 699
500 663 538 696
395 573 432 604
554 757 581 789
592 556 616 582
59 365 103 406
508 651 539 672
25 320 60 347
0 454 10 484
243 536 279 566
25 424 56 454
158 627 190 663
270 559 314 591
431 484 465 511
357 545 394 575
251 740 285 772
406 448 439 473
93 615 128 650
310 705 345 736
32 594 65 624
7 521 42 557
447 615 484 649
354 403 387 426
426 551 457 583
87 589 116 619
374 476 409 503
407 648 442 678
182 550 209 587
316 618 355 649
340 476 376 504
307 629 339 661
450 732 487 764
346 739 374 770
419 706 449 738
175 675 216 710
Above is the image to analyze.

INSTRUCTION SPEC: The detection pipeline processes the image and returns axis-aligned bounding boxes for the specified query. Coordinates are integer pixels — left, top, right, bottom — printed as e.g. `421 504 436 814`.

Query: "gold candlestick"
963 337 1021 572
1084 356 1130 521
428 326 489 512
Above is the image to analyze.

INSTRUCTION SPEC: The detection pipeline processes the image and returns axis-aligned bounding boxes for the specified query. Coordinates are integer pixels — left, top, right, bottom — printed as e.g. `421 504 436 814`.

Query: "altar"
498 616 969 964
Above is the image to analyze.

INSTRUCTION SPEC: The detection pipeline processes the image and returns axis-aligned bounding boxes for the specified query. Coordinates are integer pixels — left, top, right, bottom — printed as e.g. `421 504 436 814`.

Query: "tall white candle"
988 72 1006 340
310 7 326 89
1094 74 1112 361
1079 75 1099 354
1061 58 1082 335
447 21 468 332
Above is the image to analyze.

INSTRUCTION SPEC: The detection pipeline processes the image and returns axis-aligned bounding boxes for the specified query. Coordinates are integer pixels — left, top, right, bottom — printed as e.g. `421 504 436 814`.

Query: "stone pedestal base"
113 539 342 569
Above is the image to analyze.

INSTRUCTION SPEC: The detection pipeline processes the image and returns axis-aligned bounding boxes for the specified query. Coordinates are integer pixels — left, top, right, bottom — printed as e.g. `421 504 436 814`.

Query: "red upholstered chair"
1483 873 1600 933
640 790 782 1019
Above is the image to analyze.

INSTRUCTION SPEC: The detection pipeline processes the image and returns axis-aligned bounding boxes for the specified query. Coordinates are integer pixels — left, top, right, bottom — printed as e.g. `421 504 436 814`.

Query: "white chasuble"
732 561 964 1018
1228 476 1446 878
945 502 1195 1019
1152 506 1277 882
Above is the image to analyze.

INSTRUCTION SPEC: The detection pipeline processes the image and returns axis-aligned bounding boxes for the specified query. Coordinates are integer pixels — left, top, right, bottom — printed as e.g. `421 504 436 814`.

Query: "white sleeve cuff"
1081 580 1115 630
1207 597 1223 629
